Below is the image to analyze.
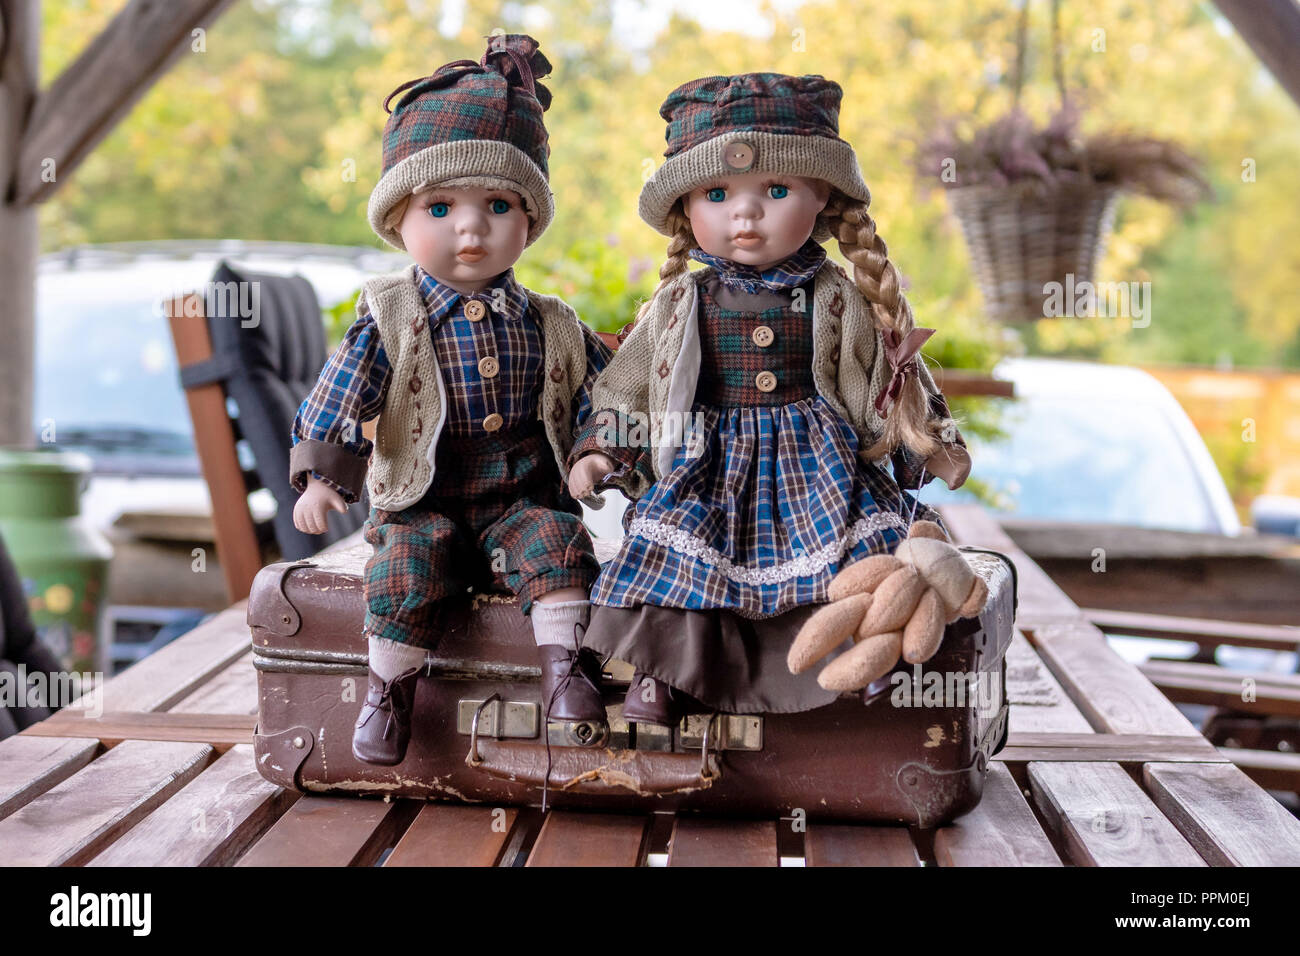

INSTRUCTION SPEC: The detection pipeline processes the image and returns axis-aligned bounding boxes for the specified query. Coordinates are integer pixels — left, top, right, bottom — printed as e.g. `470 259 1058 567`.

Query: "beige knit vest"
362 264 588 511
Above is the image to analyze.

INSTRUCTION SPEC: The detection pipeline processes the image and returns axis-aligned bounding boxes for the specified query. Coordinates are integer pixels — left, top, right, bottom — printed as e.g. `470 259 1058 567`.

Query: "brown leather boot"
622 671 690 728
538 645 607 725
352 666 421 766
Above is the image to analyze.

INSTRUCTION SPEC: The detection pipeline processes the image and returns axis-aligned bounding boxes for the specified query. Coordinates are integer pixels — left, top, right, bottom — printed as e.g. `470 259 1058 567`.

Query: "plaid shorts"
361 419 599 648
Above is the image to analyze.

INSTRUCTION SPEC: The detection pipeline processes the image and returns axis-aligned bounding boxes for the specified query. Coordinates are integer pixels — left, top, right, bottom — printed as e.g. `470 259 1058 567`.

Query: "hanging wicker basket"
946 181 1119 324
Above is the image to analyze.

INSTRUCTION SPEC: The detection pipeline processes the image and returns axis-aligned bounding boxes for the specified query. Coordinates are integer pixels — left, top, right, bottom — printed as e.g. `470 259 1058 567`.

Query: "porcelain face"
398 185 530 293
682 172 830 269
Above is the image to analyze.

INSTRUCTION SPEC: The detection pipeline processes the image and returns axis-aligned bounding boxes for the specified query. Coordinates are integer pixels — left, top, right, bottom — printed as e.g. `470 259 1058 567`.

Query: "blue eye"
768 184 789 199
428 202 449 218
490 198 510 214
706 187 726 202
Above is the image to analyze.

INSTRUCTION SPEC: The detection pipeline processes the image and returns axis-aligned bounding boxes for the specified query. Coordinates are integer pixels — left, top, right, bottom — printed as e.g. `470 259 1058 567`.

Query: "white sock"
367 635 426 681
530 599 591 650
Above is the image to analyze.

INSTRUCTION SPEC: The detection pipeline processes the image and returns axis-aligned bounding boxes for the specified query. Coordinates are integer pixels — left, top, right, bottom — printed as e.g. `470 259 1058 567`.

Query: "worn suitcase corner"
247 560 314 639
254 724 316 789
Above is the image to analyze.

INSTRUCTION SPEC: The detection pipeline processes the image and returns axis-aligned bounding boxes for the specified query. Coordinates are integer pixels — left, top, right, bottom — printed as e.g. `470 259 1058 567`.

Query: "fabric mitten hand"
787 521 989 691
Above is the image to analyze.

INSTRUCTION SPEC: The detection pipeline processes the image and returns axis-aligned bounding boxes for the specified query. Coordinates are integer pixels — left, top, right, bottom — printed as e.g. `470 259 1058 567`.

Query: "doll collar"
688 237 826 293
415 265 530 328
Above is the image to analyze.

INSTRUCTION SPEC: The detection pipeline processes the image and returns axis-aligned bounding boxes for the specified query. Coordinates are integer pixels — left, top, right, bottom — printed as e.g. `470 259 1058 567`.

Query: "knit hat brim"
638 130 871 240
368 139 554 250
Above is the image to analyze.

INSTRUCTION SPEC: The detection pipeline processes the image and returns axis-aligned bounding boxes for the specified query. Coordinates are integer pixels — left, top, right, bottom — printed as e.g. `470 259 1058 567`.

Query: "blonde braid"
822 190 940 460
634 201 695 323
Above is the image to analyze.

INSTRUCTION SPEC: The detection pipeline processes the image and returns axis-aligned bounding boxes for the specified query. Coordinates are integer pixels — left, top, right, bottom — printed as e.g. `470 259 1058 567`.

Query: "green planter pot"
0 448 113 675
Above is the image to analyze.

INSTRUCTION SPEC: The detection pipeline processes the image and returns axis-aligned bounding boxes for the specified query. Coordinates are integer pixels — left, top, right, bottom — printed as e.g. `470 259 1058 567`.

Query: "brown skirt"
581 602 847 715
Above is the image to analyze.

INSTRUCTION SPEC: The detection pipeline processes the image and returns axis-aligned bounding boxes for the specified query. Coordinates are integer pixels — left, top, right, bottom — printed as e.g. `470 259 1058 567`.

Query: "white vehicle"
36 241 407 668
918 357 1241 535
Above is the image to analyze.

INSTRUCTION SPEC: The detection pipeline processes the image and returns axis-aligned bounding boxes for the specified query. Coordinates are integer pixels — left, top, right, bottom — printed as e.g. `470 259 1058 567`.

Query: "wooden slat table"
4 505 1299 867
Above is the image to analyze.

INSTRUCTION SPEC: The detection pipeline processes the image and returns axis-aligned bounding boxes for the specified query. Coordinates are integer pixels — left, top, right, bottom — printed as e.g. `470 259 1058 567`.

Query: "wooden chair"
166 261 369 602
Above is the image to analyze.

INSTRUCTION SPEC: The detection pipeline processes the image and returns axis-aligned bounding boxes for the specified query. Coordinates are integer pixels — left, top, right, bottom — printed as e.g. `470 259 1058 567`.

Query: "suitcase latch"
457 697 540 740
609 712 763 752
678 713 763 752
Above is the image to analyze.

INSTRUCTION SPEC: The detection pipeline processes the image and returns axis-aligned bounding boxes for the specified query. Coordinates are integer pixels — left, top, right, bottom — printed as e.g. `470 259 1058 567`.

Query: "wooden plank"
942 505 1296 866
386 805 519 867
22 711 255 748
1006 629 1098 734
1138 661 1300 718
1218 747 1300 792
933 763 1062 866
236 796 418 867
939 504 1081 626
1031 555 1300 627
0 735 99 822
71 601 250 714
1143 761 1300 866
804 826 920 866
1030 621 1201 737
15 0 239 205
0 740 213 866
87 745 295 867
526 811 650 867
170 651 258 715
998 732 1227 764
1086 608 1300 653
667 818 778 867
1026 762 1206 866
1004 519 1300 561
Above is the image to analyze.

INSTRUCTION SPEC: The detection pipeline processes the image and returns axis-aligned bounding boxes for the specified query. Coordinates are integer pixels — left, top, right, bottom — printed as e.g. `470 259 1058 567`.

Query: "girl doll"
567 73 972 726
290 35 615 766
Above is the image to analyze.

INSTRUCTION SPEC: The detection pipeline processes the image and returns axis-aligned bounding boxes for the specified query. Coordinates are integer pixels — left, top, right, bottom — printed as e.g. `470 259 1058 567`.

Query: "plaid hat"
367 34 555 250
638 73 872 240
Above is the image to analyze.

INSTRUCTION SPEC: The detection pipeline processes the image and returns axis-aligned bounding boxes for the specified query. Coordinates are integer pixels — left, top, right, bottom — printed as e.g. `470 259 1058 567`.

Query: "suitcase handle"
465 739 720 795
465 695 721 795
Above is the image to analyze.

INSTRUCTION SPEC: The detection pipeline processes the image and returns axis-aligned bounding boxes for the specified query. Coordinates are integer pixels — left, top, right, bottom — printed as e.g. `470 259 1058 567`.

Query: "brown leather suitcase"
250 537 1015 827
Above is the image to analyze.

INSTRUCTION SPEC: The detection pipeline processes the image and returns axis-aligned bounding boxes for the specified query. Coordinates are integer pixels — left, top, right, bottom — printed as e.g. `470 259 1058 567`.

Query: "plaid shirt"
292 266 608 498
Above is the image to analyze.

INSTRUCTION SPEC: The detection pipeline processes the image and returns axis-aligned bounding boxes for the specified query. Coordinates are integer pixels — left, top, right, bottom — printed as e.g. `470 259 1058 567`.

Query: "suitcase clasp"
463 694 540 761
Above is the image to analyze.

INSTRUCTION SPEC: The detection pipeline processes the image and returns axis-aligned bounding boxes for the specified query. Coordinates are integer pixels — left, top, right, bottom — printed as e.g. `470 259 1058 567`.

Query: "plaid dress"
589 262 915 620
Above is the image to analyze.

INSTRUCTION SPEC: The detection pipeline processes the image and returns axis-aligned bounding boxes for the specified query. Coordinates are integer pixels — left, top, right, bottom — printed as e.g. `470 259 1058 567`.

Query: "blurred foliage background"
36 0 1300 498
40 0 1300 361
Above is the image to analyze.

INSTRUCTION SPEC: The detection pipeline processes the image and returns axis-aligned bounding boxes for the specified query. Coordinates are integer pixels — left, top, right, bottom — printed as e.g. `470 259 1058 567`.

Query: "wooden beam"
997 732 1228 763
930 368 1015 398
20 710 258 748
0 0 39 448
1086 607 1300 653
1213 0 1300 112
14 0 237 206
1218 746 1300 792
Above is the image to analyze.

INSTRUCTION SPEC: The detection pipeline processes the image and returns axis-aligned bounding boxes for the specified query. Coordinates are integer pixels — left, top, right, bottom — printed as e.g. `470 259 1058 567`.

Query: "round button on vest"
481 412 503 432
755 371 777 392
464 300 487 321
478 356 499 378
752 325 775 347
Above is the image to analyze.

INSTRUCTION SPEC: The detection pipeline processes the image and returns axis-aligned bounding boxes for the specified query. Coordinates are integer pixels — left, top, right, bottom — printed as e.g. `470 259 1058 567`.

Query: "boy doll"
290 35 614 765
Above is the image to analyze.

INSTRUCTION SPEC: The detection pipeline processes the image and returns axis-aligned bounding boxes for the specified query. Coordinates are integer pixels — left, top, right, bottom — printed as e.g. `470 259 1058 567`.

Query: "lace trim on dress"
624 510 910 586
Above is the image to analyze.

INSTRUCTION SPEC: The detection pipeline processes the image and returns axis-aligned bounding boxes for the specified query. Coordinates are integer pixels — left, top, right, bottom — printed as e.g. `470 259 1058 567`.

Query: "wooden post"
0 0 39 450
1213 0 1300 111
0 0 238 453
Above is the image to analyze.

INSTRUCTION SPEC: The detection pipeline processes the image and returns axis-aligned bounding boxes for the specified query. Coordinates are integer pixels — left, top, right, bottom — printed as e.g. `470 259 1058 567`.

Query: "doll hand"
786 521 989 691
293 475 348 535
567 452 618 502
